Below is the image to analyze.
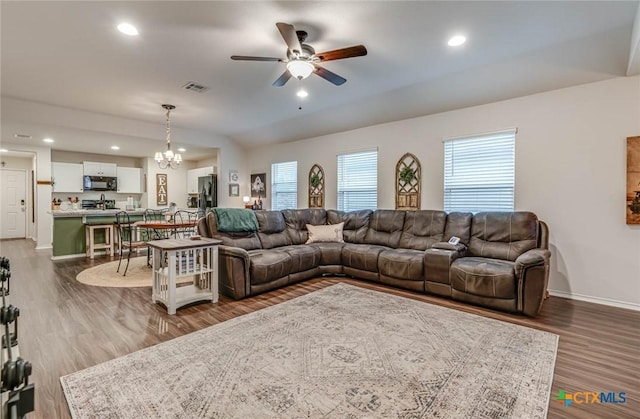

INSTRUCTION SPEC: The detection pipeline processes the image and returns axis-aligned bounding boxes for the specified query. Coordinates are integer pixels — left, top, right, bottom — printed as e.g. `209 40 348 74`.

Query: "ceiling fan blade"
315 45 367 62
231 55 283 62
313 65 346 86
272 70 292 87
276 22 302 56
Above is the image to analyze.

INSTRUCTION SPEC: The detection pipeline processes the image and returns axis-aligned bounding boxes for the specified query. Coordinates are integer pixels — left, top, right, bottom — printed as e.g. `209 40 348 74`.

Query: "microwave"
83 175 117 191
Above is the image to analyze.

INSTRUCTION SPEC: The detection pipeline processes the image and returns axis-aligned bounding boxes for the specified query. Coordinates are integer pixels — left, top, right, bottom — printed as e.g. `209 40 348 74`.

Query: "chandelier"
154 104 182 169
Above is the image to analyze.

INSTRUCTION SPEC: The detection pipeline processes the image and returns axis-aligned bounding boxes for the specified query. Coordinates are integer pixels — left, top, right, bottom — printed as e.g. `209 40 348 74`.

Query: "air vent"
182 82 209 93
14 133 32 139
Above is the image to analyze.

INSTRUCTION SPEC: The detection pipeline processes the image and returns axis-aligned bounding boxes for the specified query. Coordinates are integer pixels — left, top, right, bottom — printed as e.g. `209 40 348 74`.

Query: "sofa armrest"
218 245 251 300
432 241 468 253
515 248 550 277
515 248 551 316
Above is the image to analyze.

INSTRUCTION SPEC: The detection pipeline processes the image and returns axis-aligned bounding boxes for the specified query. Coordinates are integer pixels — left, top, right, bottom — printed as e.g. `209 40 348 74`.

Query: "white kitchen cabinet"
187 166 216 194
116 167 142 194
52 162 84 193
83 161 117 177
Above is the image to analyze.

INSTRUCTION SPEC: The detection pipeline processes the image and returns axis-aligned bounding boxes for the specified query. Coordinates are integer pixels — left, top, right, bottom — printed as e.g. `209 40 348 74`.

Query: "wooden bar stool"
85 223 114 259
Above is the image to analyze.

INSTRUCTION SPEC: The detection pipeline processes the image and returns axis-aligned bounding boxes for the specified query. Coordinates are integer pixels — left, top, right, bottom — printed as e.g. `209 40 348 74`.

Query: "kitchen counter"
50 209 147 259
50 209 146 218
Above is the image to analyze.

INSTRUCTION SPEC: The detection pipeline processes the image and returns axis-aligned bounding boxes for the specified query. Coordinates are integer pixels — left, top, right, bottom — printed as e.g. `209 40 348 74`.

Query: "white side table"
147 237 221 314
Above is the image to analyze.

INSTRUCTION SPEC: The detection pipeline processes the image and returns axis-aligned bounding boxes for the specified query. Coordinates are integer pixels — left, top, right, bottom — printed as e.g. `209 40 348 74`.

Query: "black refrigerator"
198 175 217 211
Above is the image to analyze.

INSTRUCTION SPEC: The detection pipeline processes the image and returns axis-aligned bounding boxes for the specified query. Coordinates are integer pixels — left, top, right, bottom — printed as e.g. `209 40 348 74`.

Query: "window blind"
443 130 515 213
337 149 378 212
271 161 297 210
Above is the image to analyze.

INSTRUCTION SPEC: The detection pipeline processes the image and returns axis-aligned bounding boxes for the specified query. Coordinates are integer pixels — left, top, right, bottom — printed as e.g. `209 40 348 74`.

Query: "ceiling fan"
231 22 367 87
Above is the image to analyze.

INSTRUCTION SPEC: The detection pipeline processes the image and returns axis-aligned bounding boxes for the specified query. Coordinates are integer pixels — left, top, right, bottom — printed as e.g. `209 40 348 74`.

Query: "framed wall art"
250 173 267 198
229 183 239 197
627 136 640 224
156 173 168 206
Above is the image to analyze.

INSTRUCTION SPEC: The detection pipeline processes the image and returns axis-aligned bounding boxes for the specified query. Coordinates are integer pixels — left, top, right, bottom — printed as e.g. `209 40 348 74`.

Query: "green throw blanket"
213 208 259 232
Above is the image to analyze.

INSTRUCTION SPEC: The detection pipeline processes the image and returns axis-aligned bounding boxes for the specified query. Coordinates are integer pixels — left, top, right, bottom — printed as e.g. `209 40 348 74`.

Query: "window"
337 149 378 212
443 129 515 213
271 161 297 210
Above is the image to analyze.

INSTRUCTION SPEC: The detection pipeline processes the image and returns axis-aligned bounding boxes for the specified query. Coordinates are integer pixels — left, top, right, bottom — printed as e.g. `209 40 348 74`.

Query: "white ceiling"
1 1 638 157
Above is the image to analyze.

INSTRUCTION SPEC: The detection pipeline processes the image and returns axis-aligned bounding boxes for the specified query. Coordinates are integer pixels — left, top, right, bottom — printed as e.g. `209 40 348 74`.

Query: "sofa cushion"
255 211 292 249
364 210 406 248
247 249 291 285
341 243 388 272
443 212 473 245
282 209 327 245
469 212 538 261
309 242 345 266
450 257 516 299
281 245 321 273
398 210 447 250
327 210 372 243
306 222 344 244
378 248 425 280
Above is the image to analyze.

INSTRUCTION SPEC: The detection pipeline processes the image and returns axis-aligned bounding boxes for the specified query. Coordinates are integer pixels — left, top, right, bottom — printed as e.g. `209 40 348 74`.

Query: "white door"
0 170 27 239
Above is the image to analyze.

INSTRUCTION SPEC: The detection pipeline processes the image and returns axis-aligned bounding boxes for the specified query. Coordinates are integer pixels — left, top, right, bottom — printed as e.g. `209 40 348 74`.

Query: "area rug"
60 283 558 418
76 257 190 288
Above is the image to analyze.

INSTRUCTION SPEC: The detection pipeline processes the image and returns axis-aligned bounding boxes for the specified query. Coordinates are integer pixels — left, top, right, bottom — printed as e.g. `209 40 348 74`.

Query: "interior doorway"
0 169 27 239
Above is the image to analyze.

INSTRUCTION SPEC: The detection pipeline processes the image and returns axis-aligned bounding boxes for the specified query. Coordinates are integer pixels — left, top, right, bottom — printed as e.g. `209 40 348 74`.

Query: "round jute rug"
76 256 196 288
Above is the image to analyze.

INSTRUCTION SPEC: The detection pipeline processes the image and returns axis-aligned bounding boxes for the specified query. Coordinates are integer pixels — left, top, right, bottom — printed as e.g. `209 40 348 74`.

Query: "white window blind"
337 149 378 212
444 130 515 213
271 161 297 210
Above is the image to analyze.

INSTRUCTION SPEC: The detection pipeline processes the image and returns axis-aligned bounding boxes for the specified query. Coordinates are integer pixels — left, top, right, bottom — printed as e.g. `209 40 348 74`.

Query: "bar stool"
85 223 114 259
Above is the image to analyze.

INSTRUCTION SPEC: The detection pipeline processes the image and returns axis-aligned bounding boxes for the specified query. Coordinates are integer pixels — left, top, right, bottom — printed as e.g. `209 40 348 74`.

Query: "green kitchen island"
51 209 146 259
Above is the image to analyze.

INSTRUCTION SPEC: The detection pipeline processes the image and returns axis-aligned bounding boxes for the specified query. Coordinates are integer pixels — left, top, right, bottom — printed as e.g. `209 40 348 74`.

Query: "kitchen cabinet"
187 166 216 194
52 162 84 193
116 167 142 194
83 161 117 177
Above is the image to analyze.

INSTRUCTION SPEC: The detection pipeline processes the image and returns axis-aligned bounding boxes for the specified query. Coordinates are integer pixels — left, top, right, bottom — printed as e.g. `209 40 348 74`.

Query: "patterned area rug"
61 283 558 418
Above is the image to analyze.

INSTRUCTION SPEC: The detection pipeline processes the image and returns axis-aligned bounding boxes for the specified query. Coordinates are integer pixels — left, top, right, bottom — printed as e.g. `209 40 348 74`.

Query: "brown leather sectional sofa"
197 209 550 316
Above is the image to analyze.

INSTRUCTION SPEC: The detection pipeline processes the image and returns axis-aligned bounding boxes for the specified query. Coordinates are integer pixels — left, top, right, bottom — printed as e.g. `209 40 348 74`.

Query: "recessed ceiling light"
111 146 120 150
177 148 186 152
448 35 466 47
0 149 8 153
43 138 54 143
296 89 308 98
117 23 139 36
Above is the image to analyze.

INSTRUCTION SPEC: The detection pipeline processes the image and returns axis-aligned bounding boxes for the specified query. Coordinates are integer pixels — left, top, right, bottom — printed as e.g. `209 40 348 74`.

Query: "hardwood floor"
1 239 638 418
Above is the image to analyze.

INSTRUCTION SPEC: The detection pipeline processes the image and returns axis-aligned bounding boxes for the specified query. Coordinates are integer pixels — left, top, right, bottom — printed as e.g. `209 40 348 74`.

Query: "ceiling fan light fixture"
286 60 314 79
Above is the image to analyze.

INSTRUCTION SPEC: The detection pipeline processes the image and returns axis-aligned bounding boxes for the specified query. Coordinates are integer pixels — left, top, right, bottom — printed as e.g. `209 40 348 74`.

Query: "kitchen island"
50 209 146 259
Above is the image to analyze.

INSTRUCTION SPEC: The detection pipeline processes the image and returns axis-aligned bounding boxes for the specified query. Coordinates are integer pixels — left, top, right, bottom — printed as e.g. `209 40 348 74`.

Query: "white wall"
247 76 640 309
142 157 189 209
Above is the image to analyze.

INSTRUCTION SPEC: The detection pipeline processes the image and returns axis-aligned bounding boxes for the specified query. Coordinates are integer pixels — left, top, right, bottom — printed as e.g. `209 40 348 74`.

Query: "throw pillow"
306 222 345 244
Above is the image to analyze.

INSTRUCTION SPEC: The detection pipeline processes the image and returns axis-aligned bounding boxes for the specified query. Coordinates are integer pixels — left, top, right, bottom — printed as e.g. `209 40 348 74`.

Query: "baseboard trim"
35 244 53 250
51 253 86 260
548 290 640 312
